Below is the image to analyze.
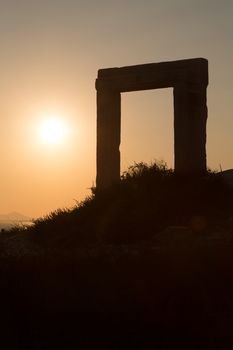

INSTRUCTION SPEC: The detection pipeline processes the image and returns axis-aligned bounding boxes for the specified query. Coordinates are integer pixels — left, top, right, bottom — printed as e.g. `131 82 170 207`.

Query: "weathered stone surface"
96 89 121 189
174 83 207 174
96 58 208 189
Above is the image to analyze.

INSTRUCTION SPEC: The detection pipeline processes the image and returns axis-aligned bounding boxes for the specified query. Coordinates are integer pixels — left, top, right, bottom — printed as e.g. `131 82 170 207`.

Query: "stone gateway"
96 58 208 190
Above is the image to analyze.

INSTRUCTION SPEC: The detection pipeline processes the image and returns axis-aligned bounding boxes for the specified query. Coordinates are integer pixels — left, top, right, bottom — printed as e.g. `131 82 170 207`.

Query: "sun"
39 117 66 145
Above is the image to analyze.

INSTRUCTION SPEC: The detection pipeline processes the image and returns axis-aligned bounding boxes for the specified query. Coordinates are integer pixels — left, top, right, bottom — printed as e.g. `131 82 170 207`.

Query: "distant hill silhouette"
0 211 31 222
0 211 31 230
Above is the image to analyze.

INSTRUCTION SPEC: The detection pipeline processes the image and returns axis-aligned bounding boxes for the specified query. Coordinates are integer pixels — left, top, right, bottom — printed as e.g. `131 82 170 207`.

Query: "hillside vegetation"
8 161 232 254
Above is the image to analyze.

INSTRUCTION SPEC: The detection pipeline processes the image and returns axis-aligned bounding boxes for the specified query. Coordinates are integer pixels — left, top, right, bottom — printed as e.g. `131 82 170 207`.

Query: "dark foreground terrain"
1 239 233 349
0 163 233 349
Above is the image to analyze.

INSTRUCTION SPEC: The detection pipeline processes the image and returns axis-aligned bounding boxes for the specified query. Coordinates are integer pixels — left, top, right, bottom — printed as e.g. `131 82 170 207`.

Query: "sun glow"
39 117 67 145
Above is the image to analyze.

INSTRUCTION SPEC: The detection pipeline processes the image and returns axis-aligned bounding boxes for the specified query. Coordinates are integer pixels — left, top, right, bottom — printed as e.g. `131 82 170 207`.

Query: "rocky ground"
1 216 233 258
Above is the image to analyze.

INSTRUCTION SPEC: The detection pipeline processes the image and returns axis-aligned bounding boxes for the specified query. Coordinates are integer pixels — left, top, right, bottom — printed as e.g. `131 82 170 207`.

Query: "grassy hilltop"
6 161 233 253
1 162 233 349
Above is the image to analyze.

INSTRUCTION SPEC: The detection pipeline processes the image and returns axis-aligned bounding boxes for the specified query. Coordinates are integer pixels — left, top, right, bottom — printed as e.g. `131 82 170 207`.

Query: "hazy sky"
0 0 232 217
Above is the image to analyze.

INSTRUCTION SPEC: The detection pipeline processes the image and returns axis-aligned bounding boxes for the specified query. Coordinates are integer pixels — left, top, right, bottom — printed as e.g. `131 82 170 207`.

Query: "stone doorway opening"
121 88 174 174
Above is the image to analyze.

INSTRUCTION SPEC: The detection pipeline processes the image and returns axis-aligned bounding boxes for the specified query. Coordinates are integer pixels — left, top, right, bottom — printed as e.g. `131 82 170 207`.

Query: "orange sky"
0 0 232 217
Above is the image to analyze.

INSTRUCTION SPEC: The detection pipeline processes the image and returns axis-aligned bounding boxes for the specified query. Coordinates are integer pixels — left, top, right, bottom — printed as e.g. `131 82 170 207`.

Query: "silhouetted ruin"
96 58 208 189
